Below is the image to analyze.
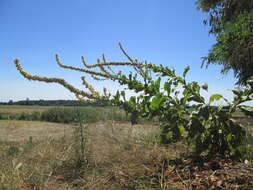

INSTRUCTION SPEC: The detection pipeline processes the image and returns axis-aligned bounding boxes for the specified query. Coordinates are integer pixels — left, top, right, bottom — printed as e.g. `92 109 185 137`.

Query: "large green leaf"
150 93 164 110
128 96 136 107
209 94 223 103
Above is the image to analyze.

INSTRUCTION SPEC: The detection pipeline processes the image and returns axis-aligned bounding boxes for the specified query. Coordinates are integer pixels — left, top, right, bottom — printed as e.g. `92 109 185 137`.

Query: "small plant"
72 109 89 168
6 146 20 157
23 136 34 152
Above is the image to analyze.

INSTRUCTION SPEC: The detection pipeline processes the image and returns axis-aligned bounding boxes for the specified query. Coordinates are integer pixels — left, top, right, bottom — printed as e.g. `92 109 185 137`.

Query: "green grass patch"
0 106 129 124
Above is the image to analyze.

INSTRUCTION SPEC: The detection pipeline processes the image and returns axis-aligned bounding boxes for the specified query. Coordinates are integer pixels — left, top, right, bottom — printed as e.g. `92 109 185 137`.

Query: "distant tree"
8 100 13 105
196 0 253 85
25 98 31 105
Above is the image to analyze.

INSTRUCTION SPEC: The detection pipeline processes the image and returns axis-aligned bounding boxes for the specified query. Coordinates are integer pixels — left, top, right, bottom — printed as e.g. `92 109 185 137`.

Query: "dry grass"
0 120 253 190
0 120 183 190
0 105 55 114
0 120 74 141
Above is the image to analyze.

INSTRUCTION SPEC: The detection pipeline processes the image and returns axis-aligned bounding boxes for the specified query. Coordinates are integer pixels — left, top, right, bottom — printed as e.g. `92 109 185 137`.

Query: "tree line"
0 99 108 106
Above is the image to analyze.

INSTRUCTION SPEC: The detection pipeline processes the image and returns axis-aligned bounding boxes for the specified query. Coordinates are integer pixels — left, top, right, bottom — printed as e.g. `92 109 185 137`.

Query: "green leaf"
164 81 172 93
179 126 185 134
183 66 190 78
226 134 234 142
209 94 223 103
188 95 205 104
150 93 164 110
121 91 125 97
128 96 136 107
155 77 161 91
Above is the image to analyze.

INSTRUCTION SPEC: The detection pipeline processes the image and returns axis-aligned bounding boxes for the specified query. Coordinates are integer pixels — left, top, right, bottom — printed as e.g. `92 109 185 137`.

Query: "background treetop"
197 0 253 85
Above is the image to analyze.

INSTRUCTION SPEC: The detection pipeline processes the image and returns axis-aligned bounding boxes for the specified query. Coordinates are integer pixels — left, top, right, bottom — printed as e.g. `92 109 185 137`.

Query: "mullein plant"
14 43 139 103
14 43 253 159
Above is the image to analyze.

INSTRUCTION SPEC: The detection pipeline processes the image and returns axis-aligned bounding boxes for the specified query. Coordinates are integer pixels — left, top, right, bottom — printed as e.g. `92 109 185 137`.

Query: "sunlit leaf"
150 93 164 110
209 94 223 103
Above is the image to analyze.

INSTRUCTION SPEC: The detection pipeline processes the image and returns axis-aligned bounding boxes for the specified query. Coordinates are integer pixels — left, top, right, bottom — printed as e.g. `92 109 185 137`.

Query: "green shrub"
112 63 253 159
0 106 128 123
40 106 127 123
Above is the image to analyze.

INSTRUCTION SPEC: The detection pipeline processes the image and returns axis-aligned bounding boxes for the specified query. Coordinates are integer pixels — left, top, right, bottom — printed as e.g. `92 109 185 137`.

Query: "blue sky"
0 0 237 102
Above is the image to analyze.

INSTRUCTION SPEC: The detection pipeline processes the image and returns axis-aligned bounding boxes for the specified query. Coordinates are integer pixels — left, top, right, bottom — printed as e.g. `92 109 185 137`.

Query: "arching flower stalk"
14 43 141 102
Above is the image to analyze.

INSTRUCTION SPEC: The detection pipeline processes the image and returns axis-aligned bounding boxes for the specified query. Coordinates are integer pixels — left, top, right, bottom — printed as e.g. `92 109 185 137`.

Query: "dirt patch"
0 120 74 141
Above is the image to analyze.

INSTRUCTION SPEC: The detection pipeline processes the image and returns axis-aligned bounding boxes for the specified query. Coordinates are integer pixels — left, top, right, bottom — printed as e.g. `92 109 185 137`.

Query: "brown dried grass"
0 120 252 189
0 120 74 141
0 105 54 114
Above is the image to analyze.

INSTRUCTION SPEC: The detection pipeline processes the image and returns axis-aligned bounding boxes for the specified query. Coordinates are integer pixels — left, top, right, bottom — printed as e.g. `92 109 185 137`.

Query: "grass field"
0 105 128 123
0 105 54 114
0 120 74 141
0 106 253 189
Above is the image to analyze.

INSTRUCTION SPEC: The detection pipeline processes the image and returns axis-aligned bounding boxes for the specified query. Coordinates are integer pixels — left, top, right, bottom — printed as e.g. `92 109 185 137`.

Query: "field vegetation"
0 105 128 124
0 106 253 189
7 41 253 189
0 105 52 114
9 30 253 189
